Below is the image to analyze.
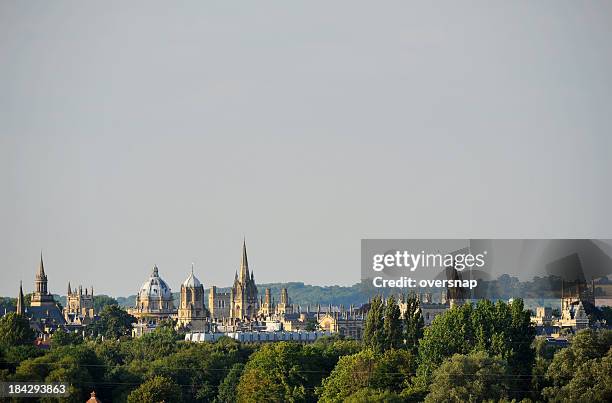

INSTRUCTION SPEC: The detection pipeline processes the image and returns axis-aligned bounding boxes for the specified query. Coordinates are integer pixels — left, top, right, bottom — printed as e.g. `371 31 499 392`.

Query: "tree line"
0 297 610 402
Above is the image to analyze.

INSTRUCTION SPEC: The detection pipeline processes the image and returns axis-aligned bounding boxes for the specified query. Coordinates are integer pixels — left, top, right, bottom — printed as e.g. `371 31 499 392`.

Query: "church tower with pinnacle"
30 253 55 307
230 239 259 320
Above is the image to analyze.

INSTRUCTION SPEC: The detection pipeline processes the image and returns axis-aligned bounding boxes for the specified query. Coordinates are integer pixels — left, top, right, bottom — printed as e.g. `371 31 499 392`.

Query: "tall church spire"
31 252 53 307
239 238 249 282
16 281 25 315
35 252 48 296
67 282 71 295
38 252 45 277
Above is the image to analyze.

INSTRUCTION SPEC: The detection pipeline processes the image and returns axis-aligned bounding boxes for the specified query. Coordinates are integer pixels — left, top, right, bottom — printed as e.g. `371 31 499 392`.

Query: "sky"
1 1 612 297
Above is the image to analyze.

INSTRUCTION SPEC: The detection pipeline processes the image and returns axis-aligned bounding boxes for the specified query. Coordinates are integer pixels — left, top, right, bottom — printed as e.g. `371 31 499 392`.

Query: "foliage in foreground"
0 300 610 402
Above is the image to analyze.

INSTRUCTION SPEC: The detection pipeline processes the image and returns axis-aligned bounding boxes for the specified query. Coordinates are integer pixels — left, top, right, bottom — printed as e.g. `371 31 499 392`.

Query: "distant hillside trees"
93 295 119 312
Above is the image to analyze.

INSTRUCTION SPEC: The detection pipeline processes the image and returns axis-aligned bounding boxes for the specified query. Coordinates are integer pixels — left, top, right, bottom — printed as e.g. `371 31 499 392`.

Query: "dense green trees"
93 294 119 312
542 329 612 401
13 344 105 402
424 352 509 403
90 305 136 339
304 317 319 331
416 299 535 399
236 342 321 402
215 362 244 403
403 295 424 354
383 295 403 350
545 349 611 402
4 326 255 402
0 297 16 312
231 337 361 402
50 330 84 347
363 294 424 354
343 388 403 403
127 375 182 403
317 349 378 402
356 297 537 400
0 299 609 402
317 348 416 402
0 313 35 347
363 296 385 353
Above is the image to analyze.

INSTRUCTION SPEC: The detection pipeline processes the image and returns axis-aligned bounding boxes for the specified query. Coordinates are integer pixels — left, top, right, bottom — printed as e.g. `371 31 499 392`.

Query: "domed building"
129 266 176 336
176 265 209 332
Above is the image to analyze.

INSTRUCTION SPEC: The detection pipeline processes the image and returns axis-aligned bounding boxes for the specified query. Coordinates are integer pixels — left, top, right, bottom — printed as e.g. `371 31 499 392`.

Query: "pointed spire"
37 251 45 277
67 282 71 295
239 238 249 282
16 281 25 315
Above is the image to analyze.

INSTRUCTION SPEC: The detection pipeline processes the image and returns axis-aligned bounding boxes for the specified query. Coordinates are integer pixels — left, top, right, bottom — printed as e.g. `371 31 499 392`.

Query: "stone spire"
37 252 45 277
67 282 71 295
239 238 249 282
31 252 54 307
35 252 48 296
281 288 288 305
16 281 25 315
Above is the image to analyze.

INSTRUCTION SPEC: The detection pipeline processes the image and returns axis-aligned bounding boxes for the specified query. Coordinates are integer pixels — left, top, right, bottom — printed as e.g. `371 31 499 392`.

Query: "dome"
183 270 202 288
139 266 173 300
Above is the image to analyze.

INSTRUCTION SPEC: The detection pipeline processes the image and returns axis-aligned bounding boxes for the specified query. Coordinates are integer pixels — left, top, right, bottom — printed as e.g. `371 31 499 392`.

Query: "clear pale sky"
1 1 611 297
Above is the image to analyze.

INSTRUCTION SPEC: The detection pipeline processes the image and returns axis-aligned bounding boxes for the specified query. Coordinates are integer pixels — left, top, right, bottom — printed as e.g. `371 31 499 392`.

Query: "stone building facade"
258 287 293 317
318 310 366 339
208 286 231 320
63 283 95 325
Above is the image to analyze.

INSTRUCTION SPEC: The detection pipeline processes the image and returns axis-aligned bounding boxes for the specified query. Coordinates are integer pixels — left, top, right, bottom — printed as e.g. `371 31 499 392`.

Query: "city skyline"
9 242 322 298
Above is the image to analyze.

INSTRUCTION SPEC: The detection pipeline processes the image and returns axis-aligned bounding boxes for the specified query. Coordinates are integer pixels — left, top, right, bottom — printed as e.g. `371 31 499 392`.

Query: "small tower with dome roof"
177 263 209 331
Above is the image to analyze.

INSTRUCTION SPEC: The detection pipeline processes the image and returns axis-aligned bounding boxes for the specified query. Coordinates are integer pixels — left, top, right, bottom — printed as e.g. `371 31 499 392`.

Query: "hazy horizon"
2 2 612 297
